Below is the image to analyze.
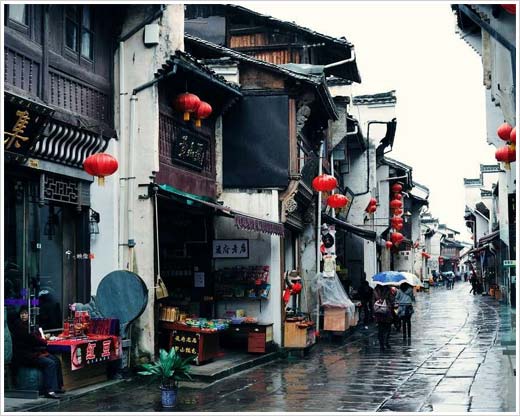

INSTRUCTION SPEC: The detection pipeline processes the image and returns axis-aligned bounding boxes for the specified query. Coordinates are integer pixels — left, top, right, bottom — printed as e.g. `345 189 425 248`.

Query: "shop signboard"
171 330 199 357
212 239 249 258
503 260 516 268
171 126 209 171
4 92 54 161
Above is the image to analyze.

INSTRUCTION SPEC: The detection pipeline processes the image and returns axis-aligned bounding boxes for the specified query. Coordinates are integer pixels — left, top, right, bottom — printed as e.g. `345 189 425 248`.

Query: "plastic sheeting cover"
314 272 355 315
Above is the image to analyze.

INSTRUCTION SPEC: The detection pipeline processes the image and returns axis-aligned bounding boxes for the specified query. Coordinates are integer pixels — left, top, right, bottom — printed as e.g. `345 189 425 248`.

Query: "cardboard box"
324 307 349 331
284 321 315 348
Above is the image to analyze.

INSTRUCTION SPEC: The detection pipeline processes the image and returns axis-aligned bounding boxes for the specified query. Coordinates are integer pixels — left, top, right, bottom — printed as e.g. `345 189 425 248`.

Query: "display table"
46 334 121 390
160 322 220 365
223 323 274 353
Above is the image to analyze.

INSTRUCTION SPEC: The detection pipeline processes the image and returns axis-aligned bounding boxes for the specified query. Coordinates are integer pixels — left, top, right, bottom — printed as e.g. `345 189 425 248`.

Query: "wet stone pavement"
39 282 516 412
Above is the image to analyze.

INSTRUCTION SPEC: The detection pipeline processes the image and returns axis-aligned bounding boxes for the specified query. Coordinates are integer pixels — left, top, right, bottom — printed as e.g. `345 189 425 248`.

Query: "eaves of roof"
154 50 241 96
381 156 412 172
185 34 338 120
227 5 355 48
353 90 396 106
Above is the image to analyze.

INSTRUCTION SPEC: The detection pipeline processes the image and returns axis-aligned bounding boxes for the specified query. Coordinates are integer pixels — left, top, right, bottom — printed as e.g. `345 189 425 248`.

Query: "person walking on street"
373 285 395 352
396 282 415 339
358 279 374 327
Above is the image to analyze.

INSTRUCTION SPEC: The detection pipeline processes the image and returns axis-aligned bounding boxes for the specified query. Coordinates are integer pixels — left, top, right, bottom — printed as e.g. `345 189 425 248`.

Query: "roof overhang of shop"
157 184 285 237
322 213 377 241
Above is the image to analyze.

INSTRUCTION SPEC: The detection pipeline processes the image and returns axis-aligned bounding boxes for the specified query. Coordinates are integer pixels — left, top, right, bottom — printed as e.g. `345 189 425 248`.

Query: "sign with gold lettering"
3 92 53 159
171 126 209 171
171 330 199 359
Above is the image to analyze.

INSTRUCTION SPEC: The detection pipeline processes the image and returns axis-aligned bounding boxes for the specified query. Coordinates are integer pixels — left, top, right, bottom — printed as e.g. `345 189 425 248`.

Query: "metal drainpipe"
118 42 126 269
126 66 178 270
324 48 356 69
316 140 324 337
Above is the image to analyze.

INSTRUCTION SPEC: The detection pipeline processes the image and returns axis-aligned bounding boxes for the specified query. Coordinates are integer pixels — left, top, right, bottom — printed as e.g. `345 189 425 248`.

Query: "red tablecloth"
47 334 121 370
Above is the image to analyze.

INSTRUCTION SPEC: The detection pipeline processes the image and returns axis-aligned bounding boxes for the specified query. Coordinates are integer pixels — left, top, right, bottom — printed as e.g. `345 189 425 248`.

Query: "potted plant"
137 348 194 408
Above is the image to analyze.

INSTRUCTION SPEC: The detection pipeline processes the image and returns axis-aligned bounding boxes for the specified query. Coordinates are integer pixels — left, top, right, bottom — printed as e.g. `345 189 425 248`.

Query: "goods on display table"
44 312 121 390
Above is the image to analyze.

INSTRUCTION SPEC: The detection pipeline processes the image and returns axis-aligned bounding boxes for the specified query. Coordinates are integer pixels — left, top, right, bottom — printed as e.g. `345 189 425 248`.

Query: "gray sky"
246 1 498 241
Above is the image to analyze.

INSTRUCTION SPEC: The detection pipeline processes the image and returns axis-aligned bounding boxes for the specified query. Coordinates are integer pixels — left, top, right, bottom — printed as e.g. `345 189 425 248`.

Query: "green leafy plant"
137 348 194 388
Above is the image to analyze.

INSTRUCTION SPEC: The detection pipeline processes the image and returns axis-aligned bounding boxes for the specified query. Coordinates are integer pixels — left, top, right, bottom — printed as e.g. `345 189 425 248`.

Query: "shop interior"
155 195 275 365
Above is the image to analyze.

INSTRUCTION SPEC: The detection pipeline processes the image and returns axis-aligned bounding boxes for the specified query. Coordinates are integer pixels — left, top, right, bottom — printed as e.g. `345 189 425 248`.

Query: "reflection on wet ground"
44 283 516 412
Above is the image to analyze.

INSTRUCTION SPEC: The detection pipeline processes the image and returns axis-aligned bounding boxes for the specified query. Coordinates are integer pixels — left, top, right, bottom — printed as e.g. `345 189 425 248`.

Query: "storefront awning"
157 184 285 237
322 213 377 241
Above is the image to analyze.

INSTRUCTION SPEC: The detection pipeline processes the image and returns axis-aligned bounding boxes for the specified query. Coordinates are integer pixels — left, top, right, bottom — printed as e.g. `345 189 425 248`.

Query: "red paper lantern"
312 174 337 192
365 197 377 213
501 4 516 14
495 145 516 163
327 193 349 209
394 193 403 200
174 92 201 121
393 208 403 216
394 223 403 231
510 127 516 144
497 122 513 141
385 241 393 249
391 183 403 193
390 232 404 245
83 153 118 186
194 101 212 127
390 199 403 209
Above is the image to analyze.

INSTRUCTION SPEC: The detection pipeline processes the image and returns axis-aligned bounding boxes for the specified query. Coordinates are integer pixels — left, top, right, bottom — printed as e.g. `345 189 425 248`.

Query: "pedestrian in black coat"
10 307 64 398
373 285 395 351
358 280 374 326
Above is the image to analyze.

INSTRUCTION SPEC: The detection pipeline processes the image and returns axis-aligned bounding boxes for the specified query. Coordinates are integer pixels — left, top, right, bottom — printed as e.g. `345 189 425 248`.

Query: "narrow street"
38 282 515 413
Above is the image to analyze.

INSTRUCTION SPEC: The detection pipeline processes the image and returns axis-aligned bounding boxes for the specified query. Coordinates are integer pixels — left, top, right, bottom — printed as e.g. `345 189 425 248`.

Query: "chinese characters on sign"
171 126 209 171
3 92 54 159
60 337 121 371
171 330 199 358
4 110 30 149
212 239 249 258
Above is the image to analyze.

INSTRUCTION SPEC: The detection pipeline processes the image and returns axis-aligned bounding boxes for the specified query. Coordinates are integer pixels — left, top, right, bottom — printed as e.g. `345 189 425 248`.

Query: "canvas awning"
322 213 377 241
157 184 285 237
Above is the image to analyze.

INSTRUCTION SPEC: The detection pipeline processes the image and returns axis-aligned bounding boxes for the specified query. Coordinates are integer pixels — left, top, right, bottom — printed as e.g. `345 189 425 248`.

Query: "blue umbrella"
370 271 408 287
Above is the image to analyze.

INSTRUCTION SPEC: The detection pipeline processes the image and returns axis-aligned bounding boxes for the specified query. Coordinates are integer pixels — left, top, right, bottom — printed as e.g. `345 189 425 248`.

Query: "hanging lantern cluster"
365 197 377 214
495 123 516 169
389 182 405 248
311 173 349 211
174 92 212 128
83 153 119 186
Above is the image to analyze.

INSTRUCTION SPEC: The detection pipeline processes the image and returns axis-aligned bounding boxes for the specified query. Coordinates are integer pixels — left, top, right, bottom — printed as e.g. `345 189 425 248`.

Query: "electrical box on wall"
144 24 160 46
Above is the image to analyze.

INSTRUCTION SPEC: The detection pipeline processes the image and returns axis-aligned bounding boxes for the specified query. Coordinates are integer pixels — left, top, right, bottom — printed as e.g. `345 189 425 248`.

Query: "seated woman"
10 307 65 399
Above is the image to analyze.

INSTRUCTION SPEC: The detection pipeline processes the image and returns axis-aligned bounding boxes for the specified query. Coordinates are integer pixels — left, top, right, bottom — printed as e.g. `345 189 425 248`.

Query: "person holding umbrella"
395 282 415 339
373 284 395 351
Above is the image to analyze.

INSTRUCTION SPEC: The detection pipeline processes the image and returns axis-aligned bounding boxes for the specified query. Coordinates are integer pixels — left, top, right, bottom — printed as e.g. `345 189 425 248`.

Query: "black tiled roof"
353 90 396 105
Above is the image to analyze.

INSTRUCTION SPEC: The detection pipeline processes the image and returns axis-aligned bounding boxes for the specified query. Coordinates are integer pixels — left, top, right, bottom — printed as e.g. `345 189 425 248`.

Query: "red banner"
48 335 121 371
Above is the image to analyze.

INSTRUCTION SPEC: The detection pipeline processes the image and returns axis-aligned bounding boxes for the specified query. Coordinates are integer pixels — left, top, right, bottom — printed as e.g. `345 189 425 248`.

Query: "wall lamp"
89 208 100 235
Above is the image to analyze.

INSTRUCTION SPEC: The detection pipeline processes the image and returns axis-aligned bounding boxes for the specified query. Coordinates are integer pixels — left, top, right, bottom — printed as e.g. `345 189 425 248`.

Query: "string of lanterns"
174 92 213 128
495 123 516 169
311 173 351 212
386 182 404 249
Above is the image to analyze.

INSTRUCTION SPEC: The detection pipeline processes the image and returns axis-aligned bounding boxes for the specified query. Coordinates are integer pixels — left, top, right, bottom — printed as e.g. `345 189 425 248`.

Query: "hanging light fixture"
312 174 337 192
194 101 212 128
174 92 201 121
391 183 403 193
83 153 119 186
497 122 513 141
89 208 100 235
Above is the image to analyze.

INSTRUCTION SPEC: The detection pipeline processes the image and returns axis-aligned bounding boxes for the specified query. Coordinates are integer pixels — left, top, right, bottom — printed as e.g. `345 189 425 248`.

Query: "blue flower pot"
160 385 177 408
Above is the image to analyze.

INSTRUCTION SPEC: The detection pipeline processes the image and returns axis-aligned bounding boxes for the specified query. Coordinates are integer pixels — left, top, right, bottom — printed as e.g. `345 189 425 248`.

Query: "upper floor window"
6 4 30 35
65 5 93 61
8 4 27 24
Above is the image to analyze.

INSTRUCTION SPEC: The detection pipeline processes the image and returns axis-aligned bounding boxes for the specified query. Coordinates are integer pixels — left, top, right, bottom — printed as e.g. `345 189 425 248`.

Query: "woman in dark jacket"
11 307 64 398
373 285 395 351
